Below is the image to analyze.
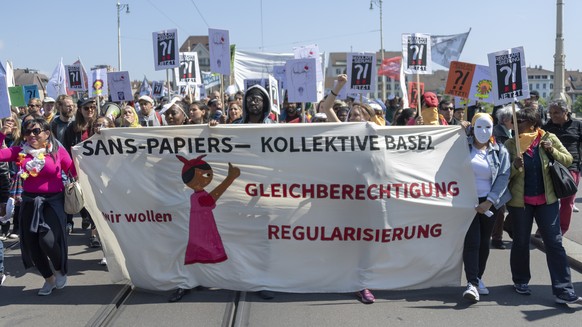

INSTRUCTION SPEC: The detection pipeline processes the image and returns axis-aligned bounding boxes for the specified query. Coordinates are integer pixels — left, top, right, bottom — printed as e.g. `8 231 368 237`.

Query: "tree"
573 96 582 114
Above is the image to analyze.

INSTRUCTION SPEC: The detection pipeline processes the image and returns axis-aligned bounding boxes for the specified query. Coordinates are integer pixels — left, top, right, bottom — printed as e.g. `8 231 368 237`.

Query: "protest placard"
107 71 132 102
209 28 230 76
444 61 476 99
488 46 529 105
153 29 179 71
402 33 432 74
346 53 377 94
66 64 85 91
285 58 317 103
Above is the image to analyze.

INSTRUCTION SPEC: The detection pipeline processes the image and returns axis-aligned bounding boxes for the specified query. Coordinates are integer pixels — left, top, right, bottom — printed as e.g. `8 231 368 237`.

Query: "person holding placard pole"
504 108 582 304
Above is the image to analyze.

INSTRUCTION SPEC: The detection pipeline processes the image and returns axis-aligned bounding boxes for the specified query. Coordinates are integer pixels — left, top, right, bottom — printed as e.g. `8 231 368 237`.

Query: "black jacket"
543 116 582 171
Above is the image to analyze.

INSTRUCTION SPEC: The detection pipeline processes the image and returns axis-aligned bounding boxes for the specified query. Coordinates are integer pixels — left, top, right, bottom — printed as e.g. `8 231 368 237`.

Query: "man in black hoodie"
237 85 276 124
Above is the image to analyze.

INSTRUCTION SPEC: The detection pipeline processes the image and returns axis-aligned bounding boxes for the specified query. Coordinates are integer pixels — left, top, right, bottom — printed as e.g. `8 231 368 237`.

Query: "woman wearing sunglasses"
0 118 76 296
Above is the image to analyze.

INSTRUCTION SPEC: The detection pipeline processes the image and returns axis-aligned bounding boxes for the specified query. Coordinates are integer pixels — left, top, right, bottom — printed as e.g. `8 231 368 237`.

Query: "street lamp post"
553 0 566 102
117 2 130 71
370 0 385 101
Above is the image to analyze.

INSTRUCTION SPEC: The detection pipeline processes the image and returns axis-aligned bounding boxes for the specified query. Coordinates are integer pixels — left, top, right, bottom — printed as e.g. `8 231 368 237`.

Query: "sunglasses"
24 128 44 136
83 105 97 110
29 104 41 108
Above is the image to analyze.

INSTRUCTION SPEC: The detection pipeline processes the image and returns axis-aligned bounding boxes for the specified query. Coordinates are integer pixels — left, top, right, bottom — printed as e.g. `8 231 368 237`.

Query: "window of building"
536 83 540 89
543 92 547 98
550 83 553 89
543 84 546 89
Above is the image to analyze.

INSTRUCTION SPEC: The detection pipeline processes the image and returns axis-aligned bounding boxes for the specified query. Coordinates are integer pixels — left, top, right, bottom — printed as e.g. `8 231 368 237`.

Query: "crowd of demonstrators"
2 75 582 306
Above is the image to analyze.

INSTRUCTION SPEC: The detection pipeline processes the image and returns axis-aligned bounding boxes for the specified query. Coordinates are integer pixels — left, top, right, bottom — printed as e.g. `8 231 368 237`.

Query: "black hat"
77 97 96 107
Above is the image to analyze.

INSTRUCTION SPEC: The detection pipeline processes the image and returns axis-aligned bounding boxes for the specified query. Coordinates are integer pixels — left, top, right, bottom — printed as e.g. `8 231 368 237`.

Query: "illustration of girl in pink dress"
176 155 240 265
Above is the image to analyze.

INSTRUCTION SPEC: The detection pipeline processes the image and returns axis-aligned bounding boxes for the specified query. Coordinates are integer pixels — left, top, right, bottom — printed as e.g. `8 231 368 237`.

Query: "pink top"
0 134 76 193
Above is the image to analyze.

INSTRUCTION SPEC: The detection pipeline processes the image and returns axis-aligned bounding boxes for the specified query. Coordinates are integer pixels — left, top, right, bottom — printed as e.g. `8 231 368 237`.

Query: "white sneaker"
99 257 107 266
574 205 580 213
463 283 480 302
477 278 489 295
55 271 67 289
8 233 18 239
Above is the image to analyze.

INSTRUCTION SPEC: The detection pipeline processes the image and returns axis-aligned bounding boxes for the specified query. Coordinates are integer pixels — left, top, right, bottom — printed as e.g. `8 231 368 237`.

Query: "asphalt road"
2 211 582 327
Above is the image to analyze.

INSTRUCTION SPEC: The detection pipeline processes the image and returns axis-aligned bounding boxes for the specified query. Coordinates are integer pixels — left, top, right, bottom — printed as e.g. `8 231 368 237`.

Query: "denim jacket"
468 138 512 209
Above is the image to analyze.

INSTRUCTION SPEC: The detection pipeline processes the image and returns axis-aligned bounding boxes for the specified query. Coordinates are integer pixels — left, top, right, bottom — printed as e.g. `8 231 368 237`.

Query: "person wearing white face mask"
462 113 512 303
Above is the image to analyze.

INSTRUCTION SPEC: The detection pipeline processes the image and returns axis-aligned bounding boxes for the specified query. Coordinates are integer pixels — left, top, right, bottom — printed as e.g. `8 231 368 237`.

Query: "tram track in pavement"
88 286 245 327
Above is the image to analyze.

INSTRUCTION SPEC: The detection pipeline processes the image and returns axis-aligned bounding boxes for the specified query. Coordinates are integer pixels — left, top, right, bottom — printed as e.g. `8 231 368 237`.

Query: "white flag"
5 61 15 87
46 58 67 98
0 61 11 118
431 29 471 68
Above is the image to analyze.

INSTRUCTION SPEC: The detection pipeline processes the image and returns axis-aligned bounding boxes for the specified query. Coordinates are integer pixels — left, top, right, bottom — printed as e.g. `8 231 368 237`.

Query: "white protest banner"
73 124 476 292
346 53 377 94
488 46 529 105
468 65 494 103
65 64 85 92
177 52 201 86
285 58 318 103
402 33 432 74
107 71 132 102
23 84 39 104
208 28 230 76
153 29 179 71
0 61 10 118
88 68 108 98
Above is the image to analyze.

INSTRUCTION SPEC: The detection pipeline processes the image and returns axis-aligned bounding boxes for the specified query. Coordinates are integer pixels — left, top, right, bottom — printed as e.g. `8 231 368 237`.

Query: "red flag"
378 56 401 80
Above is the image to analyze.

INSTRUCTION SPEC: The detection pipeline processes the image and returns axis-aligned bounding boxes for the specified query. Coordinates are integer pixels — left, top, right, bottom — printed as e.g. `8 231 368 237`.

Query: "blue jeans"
508 202 575 296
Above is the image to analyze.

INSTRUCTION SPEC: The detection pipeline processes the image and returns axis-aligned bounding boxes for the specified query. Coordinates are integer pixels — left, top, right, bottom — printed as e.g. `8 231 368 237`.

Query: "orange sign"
408 82 424 109
445 61 476 99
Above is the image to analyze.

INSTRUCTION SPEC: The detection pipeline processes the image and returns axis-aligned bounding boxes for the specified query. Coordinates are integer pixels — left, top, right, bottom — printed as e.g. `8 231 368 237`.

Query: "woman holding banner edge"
505 108 582 304
462 113 511 303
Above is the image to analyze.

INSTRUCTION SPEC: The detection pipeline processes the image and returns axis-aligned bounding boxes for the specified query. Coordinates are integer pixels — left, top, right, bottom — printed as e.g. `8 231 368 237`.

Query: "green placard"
8 86 25 107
